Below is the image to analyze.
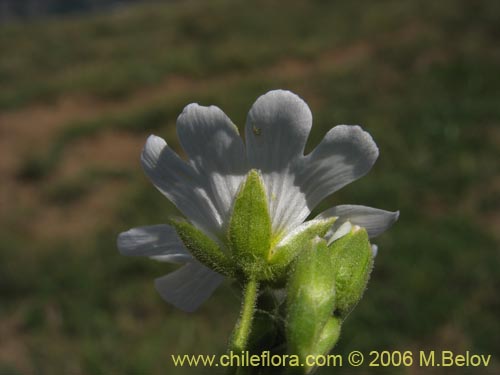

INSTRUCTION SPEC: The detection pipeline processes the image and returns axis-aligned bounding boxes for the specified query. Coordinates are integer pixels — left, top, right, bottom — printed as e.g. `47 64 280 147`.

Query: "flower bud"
286 238 340 372
329 225 373 318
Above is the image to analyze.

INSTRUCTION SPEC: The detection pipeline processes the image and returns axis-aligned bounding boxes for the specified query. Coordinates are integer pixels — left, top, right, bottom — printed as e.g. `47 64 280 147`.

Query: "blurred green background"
1 0 499 374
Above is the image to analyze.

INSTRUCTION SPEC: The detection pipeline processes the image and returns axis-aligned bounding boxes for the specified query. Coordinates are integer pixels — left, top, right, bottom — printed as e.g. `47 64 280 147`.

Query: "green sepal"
286 238 338 369
228 169 272 278
268 217 337 278
329 226 373 319
169 219 234 277
314 316 341 357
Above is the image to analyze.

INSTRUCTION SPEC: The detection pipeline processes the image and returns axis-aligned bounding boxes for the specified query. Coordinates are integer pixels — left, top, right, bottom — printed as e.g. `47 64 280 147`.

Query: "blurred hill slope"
0 0 157 22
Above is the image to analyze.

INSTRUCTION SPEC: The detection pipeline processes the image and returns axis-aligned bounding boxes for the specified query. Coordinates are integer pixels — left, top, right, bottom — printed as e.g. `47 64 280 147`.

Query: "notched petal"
177 103 244 164
177 104 248 223
246 89 312 170
141 134 222 235
299 125 379 210
245 90 312 234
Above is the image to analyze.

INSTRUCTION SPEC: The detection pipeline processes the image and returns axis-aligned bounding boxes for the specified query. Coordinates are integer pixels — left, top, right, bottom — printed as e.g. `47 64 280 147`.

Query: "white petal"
141 135 222 235
371 244 379 257
275 218 333 248
318 205 399 238
154 261 224 312
177 104 247 225
327 221 352 245
246 90 312 170
117 224 192 263
245 90 312 233
299 125 379 210
262 172 308 235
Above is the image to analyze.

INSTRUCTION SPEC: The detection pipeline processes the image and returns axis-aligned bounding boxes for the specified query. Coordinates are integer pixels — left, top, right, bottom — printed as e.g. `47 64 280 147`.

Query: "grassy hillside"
1 0 499 374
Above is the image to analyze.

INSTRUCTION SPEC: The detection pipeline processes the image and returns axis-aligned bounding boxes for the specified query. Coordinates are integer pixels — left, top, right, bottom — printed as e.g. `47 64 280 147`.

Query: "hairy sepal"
169 219 233 277
228 169 272 278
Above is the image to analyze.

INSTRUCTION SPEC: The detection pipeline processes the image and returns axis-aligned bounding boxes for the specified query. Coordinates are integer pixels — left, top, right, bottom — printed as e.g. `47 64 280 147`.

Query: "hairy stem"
229 277 259 354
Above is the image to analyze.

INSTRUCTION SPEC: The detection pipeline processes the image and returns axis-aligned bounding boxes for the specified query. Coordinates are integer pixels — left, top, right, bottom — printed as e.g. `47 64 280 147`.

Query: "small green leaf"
330 226 373 318
169 219 233 276
286 238 338 368
228 169 272 277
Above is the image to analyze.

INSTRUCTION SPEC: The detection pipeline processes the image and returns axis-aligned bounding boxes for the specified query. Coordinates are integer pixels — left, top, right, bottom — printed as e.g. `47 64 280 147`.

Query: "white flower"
117 90 398 312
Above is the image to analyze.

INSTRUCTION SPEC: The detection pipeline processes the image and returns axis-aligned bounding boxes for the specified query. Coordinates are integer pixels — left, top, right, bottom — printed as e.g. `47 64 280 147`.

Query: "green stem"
229 277 259 354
